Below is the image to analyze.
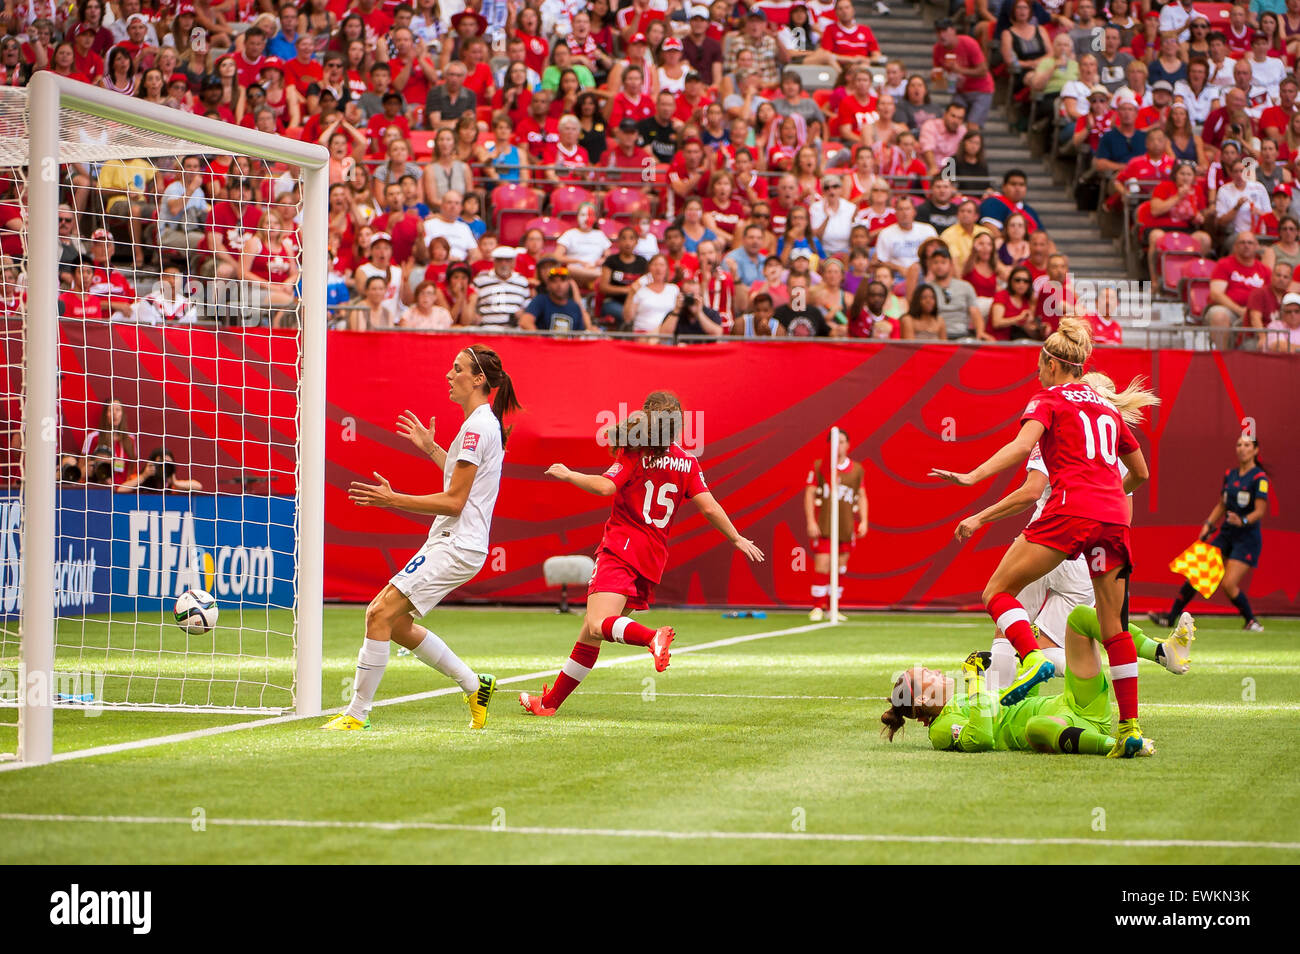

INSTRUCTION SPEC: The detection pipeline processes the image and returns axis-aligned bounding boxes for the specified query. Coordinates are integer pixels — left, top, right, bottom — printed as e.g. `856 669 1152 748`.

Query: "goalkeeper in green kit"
880 605 1193 756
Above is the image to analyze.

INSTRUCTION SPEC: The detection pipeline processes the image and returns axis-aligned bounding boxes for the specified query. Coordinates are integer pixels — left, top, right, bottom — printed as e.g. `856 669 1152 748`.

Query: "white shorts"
1016 556 1095 647
389 536 486 617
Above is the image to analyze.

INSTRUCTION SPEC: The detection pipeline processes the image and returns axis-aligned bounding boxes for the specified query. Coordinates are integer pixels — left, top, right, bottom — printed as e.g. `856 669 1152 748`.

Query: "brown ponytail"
464 344 522 446
606 390 684 460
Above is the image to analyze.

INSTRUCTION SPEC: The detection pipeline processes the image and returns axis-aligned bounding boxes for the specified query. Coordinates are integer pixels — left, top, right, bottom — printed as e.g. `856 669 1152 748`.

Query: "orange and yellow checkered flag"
1170 541 1225 599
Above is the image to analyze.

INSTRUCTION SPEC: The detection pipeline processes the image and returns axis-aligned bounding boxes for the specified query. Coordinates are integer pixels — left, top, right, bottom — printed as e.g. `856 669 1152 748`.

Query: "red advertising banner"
51 325 1300 614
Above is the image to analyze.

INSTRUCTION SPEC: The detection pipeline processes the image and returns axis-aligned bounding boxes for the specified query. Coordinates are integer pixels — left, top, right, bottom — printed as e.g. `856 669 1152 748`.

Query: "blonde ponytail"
1042 316 1093 374
1082 371 1161 425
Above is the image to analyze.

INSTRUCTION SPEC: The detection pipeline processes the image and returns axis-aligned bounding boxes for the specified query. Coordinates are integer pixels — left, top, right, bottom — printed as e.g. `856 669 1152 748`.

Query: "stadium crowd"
0 0 1298 349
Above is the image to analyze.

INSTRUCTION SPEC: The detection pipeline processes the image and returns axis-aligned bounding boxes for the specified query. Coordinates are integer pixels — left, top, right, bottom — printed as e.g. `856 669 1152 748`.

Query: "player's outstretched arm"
546 463 616 496
396 409 447 468
349 461 478 516
930 420 1045 487
1120 448 1149 495
954 469 1048 543
692 491 765 562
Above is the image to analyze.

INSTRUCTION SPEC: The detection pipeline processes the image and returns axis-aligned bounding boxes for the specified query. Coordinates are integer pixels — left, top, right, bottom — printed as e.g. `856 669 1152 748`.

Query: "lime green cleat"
1107 719 1155 758
321 714 370 731
1158 612 1196 675
1000 649 1055 705
465 673 497 730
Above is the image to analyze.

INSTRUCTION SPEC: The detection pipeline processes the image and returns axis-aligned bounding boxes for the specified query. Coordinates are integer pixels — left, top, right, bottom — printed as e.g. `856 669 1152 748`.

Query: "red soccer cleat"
519 686 557 716
649 626 675 672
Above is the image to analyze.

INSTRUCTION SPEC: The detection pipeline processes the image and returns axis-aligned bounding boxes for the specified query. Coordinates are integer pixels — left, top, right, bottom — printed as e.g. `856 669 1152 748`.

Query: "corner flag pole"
829 427 840 626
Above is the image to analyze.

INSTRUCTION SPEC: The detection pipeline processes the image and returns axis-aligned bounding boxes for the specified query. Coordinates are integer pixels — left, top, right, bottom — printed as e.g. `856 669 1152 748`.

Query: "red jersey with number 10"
1020 382 1140 526
600 444 709 582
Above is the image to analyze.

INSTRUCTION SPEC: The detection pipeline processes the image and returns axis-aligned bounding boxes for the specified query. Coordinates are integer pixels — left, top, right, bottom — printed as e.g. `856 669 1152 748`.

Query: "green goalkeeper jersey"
927 669 1113 752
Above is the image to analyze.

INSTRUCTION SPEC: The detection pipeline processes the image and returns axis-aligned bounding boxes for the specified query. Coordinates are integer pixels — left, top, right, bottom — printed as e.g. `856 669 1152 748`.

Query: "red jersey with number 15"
600 444 709 582
1021 382 1140 526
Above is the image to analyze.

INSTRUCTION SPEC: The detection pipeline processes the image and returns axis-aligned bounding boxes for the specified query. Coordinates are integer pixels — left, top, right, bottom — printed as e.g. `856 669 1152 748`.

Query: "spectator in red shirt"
1086 286 1126 345
932 17 994 129
804 0 884 69
234 26 269 87
59 262 105 321
286 33 323 95
1071 84 1116 153
1111 127 1175 203
609 64 655 127
1032 252 1075 335
515 87 560 162
1245 260 1292 333
673 72 713 125
1141 160 1213 278
545 115 592 182
599 118 654 186
391 27 438 113
70 24 105 83
667 137 713 216
1259 75 1298 143
834 66 880 145
1205 231 1271 348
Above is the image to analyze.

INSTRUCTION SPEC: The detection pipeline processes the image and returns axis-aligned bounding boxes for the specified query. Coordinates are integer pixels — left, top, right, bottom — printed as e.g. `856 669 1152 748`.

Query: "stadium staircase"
863 0 1131 284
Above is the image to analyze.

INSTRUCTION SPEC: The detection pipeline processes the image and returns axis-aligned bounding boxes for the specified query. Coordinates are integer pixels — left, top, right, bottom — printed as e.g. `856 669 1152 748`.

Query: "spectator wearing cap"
807 174 855 257
924 244 987 339
69 22 106 84
932 18 993 130
656 35 690 93
682 6 723 88
1266 291 1300 351
1205 231 1270 348
423 190 479 262
722 11 782 88
474 246 532 326
599 118 654 186
773 71 823 128
1215 157 1273 246
519 264 590 331
672 71 714 125
355 231 405 308
1071 88 1117 154
1092 97 1147 174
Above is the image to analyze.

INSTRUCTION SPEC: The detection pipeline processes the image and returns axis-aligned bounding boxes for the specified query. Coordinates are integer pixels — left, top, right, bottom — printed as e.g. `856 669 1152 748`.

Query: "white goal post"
10 73 329 766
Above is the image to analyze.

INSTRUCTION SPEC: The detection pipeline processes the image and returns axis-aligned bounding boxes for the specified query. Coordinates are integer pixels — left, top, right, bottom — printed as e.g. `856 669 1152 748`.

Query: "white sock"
413 632 479 693
345 638 390 720
1042 645 1065 675
989 637 1017 694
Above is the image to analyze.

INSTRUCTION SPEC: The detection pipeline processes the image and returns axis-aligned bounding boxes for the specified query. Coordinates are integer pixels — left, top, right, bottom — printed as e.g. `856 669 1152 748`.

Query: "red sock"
542 641 600 711
1102 631 1139 722
600 616 656 646
987 592 1038 659
812 572 830 610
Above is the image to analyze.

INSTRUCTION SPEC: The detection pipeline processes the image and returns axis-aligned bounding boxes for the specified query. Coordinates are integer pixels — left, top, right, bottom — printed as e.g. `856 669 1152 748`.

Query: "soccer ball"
174 589 219 634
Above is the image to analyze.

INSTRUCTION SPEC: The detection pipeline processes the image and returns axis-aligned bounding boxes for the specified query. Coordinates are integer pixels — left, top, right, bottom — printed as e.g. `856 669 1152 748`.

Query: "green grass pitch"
1 608 1298 864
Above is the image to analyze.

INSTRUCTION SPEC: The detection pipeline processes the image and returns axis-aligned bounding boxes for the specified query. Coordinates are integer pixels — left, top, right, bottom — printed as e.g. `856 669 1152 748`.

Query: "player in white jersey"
323 344 522 731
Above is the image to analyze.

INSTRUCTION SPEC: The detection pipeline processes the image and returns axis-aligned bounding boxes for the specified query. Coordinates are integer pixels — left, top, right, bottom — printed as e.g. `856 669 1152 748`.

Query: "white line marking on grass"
0 812 1296 852
0 621 835 773
580 691 1300 711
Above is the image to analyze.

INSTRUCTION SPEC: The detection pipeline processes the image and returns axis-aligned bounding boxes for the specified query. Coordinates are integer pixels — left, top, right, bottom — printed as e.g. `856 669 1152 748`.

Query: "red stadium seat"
1155 233 1203 295
498 209 542 246
812 89 834 112
491 182 543 212
408 130 438 160
597 217 623 240
550 184 596 217
754 3 792 25
604 186 652 219
648 218 670 240
523 216 564 254
1180 258 1218 322
1192 2 1231 23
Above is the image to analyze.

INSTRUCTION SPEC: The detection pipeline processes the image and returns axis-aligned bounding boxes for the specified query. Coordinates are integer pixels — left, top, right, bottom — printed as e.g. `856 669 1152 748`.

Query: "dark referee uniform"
1212 465 1269 567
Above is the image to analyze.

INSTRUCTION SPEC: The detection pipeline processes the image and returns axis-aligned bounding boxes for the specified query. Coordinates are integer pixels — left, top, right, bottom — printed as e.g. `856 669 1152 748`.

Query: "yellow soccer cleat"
1158 612 1196 675
465 673 497 730
1107 718 1155 758
321 714 369 731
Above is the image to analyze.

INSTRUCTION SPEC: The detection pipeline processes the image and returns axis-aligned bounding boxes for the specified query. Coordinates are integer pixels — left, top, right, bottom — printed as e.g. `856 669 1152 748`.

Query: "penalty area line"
0 621 835 773
0 812 1296 852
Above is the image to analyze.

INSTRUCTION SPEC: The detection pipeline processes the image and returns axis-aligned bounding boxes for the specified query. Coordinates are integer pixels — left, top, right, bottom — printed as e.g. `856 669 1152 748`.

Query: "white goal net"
0 75 327 764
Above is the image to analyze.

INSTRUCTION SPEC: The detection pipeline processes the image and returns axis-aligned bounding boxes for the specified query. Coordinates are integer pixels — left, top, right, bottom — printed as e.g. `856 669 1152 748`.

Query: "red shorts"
587 548 655 611
811 538 853 556
1023 512 1132 578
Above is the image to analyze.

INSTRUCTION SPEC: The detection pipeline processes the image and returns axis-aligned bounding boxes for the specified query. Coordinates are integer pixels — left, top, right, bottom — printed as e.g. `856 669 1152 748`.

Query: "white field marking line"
0 621 835 774
579 691 1300 711
0 812 1297 851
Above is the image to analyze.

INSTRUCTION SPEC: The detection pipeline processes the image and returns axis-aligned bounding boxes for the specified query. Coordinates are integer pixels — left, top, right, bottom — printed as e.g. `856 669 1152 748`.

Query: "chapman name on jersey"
600 444 709 583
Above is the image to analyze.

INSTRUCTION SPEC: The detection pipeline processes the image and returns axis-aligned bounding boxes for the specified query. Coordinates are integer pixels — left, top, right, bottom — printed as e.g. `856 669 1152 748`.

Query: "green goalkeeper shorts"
1062 668 1113 735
